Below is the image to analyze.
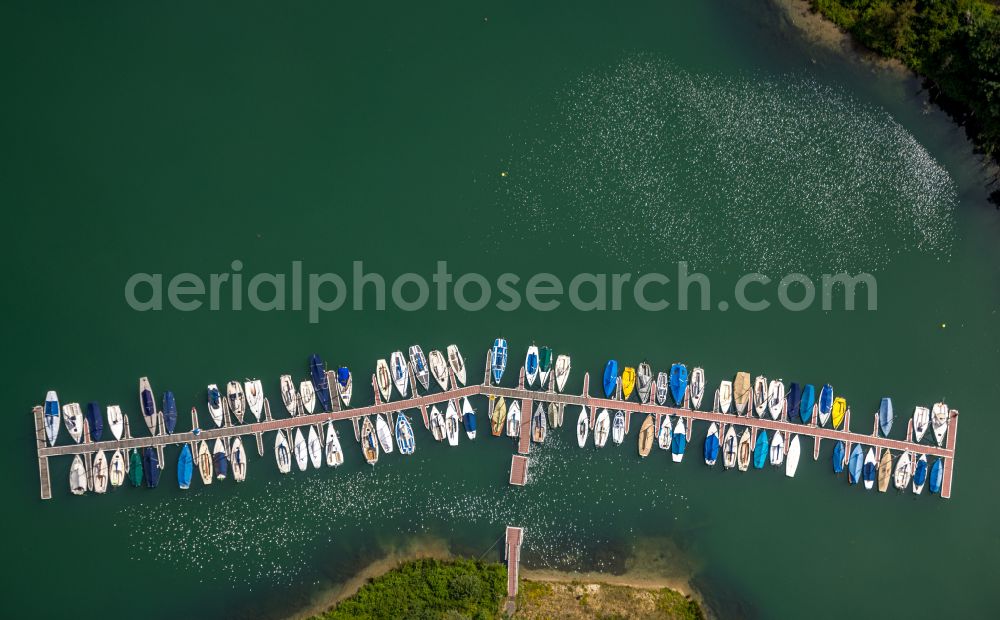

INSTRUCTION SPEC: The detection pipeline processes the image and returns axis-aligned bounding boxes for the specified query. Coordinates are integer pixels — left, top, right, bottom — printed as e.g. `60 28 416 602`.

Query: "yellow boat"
621 367 636 400
491 396 507 436
831 397 846 429
637 414 654 457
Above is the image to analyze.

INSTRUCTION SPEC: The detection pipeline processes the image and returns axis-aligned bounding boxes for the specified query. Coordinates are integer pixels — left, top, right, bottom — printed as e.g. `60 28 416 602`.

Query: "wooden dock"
32 353 961 500
505 526 524 605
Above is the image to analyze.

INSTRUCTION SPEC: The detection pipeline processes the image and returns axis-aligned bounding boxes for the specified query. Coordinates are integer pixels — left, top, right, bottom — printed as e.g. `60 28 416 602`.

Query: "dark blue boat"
603 360 618 398
309 354 333 412
177 444 193 489
799 384 815 424
162 391 177 434
704 430 719 464
929 458 943 493
463 404 477 436
143 447 160 488
337 366 351 390
208 385 222 409
669 363 688 406
848 444 864 484
879 397 894 437
863 451 877 486
85 401 103 442
819 384 834 419
141 388 155 419
913 457 928 489
753 431 768 469
832 440 845 474
214 447 229 479
786 382 801 421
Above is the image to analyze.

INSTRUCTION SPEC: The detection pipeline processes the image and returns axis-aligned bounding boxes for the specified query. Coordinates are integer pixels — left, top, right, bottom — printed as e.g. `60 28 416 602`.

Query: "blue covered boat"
818 384 834 425
491 338 508 385
85 401 103 442
753 431 768 469
309 354 333 412
704 426 720 465
139 376 157 435
848 444 864 484
787 382 801 421
671 420 687 461
461 397 477 439
162 391 177 434
603 360 618 398
213 441 229 480
929 458 943 494
799 384 815 424
832 440 845 474
879 397 894 437
863 451 877 487
143 447 160 488
177 444 193 489
43 391 60 446
669 363 688 406
913 456 928 492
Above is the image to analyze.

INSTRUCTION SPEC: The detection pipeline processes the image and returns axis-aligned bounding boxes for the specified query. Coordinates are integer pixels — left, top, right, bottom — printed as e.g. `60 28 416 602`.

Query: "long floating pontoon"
31 347 959 500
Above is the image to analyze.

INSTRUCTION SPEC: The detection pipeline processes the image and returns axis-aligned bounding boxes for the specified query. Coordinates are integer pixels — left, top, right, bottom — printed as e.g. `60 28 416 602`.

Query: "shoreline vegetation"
804 0 1000 204
307 558 705 620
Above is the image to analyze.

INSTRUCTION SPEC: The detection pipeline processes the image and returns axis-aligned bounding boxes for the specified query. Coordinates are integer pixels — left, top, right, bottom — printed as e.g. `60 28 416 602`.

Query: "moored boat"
753 430 768 469
128 449 143 487
621 367 636 400
336 366 353 407
690 367 705 409
361 417 379 465
375 416 394 454
390 351 410 397
931 402 948 446
430 405 447 441
199 441 214 483
753 376 767 417
86 401 104 442
636 362 653 404
722 426 738 469
612 410 625 445
718 381 733 414
554 355 571 392
447 344 467 386
655 372 670 406
44 391 60 446
109 449 125 487
785 435 801 477
877 448 892 492
549 402 564 428
429 350 449 391
409 345 430 391
162 392 177 434
848 444 864 485
912 406 930 442
603 360 618 398
490 397 507 437
274 431 291 474
462 397 477 439
594 409 611 448
671 418 686 463
375 360 392 403
139 377 158 436
70 455 87 495
769 431 785 466
912 454 928 494
297 379 317 414
818 384 833 426
245 379 264 421
786 382 801 422
737 429 752 471
293 428 308 471
733 372 751 415
831 397 846 430
538 346 553 389
669 363 688 406
658 414 672 450
525 345 540 387
832 440 845 474
306 427 322 467
212 439 228 480
767 380 785 420
863 448 877 490
799 384 816 425
107 405 123 441
326 421 346 464
879 397 894 437
144 447 160 488
207 384 224 426
63 402 83 444
445 401 461 446
704 422 720 466
576 408 589 447
394 415 414 456
227 380 245 424
309 354 333 412
231 437 248 481
506 401 521 438
177 444 193 490
531 402 547 443
929 458 943 494
894 452 912 490
279 376 298 416
92 450 108 494
491 338 508 385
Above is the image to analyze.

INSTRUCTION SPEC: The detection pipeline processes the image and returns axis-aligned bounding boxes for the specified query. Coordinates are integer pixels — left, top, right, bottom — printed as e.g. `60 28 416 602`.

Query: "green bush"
314 558 507 620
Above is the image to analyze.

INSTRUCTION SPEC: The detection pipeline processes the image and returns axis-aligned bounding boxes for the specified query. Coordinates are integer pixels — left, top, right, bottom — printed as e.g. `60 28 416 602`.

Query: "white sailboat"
719 381 733 414
375 360 392 402
506 401 521 438
429 350 449 391
294 428 309 471
576 407 589 447
447 344 467 386
245 379 264 422
280 375 299 416
594 409 611 448
231 437 247 481
931 402 948 446
690 367 705 409
107 405 124 441
109 449 125 487
785 435 801 477
912 406 930 443
307 426 323 468
554 355 571 393
767 380 785 420
299 380 316 414
445 400 460 446
390 351 409 397
325 421 344 467
92 451 108 494
375 415 394 453
274 431 291 474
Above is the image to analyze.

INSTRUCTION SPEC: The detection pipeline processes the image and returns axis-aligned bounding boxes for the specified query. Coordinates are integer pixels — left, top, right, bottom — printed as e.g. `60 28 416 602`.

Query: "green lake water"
2 1 998 618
